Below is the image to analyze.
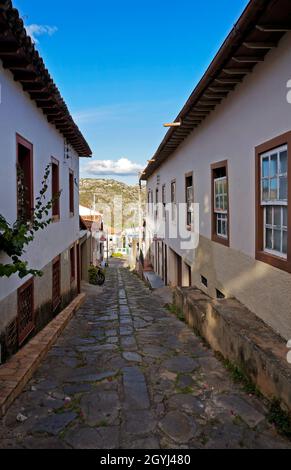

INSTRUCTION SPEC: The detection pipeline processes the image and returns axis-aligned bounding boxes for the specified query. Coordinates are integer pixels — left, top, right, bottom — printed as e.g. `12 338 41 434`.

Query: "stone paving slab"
0 260 290 449
0 293 85 418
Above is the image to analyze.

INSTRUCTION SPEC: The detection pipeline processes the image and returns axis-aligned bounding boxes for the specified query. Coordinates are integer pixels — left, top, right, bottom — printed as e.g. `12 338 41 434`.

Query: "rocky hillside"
79 178 146 229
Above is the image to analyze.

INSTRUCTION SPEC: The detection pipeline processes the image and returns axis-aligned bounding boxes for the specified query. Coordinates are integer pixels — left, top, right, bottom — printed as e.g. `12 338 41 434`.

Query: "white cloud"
73 105 122 125
84 158 144 176
25 24 58 44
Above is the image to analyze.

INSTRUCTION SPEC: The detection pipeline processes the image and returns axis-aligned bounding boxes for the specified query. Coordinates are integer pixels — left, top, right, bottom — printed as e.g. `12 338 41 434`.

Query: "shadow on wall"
195 236 291 340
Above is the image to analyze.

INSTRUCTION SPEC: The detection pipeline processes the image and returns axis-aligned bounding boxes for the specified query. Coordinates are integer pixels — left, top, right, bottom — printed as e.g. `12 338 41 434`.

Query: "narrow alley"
0 260 289 449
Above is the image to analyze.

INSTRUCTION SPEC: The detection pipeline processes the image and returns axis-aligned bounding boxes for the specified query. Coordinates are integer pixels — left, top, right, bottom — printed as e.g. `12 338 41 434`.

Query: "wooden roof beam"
198 100 221 106
181 125 197 130
22 82 47 92
243 42 276 49
0 41 21 54
56 124 73 131
204 93 226 99
193 106 215 112
215 78 242 84
209 86 234 93
223 68 252 75
47 115 62 123
0 22 10 35
188 112 208 117
232 56 264 63
256 25 291 33
183 119 202 124
29 91 52 100
13 70 39 81
2 58 30 69
54 119 70 125
168 138 185 143
174 129 190 135
41 109 62 116
38 102 58 109
36 99 57 106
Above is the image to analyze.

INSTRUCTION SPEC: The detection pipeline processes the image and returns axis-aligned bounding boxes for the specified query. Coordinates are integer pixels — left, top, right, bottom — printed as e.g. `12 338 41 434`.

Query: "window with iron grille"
52 257 61 311
69 170 74 216
185 174 193 229
147 189 153 216
162 184 166 219
5 318 18 354
17 135 33 222
18 279 34 346
171 180 176 222
52 158 60 220
155 188 159 221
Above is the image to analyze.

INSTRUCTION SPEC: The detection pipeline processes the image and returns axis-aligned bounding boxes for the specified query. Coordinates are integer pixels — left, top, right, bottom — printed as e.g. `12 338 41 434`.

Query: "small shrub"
217 354 261 396
88 265 105 285
166 303 185 322
112 252 124 258
267 399 291 438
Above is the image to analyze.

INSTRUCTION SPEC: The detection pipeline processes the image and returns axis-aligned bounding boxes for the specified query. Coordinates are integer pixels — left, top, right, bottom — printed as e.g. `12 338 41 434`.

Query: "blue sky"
15 0 249 184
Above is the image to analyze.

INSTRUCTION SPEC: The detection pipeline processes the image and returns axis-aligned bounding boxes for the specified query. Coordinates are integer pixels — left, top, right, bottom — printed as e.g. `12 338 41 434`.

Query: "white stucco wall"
0 60 81 302
146 32 291 338
148 31 291 258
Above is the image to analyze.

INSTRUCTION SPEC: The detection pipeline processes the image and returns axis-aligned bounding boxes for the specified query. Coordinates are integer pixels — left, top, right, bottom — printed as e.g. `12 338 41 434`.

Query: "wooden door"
164 244 168 285
77 243 81 294
177 253 182 287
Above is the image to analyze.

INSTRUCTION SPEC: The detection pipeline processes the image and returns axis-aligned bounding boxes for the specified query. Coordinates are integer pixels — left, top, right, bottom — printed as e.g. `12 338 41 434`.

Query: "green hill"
79 178 146 229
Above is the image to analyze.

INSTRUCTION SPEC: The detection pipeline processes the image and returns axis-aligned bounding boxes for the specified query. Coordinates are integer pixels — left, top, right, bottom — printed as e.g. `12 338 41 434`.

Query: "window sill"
212 234 229 247
52 215 60 223
256 250 290 273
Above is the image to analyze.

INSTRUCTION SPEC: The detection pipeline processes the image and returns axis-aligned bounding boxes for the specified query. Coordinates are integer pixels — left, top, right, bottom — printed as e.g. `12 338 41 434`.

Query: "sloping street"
0 260 289 449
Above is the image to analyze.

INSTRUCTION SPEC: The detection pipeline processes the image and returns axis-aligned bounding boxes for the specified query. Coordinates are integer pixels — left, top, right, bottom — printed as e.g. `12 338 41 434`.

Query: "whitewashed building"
0 2 92 362
79 205 105 270
141 0 291 340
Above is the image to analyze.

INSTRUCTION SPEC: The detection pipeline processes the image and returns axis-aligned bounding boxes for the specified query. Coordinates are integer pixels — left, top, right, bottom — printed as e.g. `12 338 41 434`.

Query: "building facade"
79 205 105 268
0 3 92 363
142 0 291 340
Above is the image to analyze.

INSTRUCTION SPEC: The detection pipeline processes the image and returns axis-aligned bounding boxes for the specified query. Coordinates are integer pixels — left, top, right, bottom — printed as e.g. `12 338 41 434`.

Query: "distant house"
79 205 103 224
141 0 291 340
79 206 105 274
0 3 92 363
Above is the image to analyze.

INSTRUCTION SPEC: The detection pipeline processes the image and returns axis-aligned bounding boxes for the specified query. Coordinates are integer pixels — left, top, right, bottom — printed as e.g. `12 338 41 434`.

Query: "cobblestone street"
0 260 290 449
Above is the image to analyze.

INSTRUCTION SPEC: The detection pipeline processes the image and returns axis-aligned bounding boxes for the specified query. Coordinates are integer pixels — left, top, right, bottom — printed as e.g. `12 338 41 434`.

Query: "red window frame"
16 134 34 221
69 169 74 216
255 131 291 273
211 160 230 247
51 157 60 221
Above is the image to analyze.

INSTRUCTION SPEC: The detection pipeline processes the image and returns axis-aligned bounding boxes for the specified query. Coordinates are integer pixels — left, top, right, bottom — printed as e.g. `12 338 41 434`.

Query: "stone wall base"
174 287 291 412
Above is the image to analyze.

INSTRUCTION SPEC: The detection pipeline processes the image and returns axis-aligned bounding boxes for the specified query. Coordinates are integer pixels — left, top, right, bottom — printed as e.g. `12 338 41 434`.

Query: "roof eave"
141 0 291 180
0 0 92 158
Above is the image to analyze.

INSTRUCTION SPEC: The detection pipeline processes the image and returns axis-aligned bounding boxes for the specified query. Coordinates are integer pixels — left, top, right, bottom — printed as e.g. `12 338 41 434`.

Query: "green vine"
0 164 61 279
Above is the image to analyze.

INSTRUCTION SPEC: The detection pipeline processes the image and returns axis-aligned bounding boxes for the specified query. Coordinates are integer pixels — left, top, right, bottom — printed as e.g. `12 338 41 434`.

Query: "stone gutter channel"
117 270 152 413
